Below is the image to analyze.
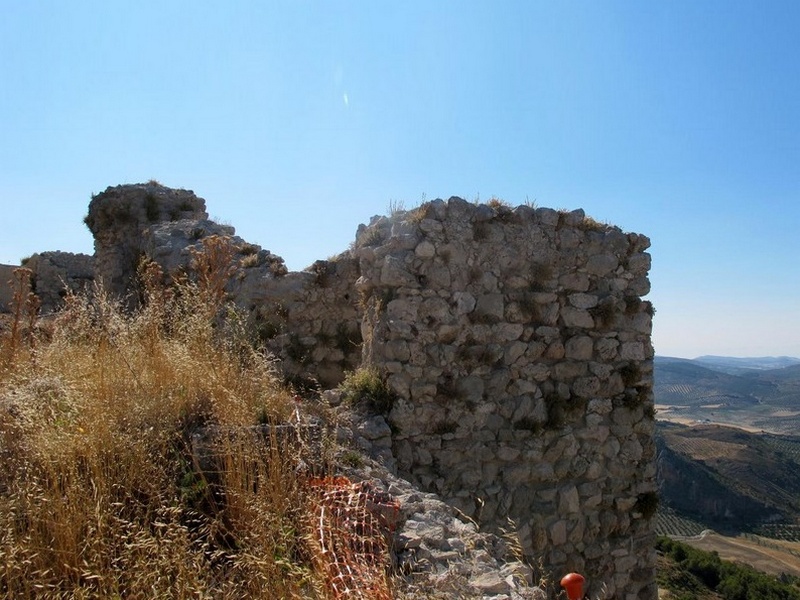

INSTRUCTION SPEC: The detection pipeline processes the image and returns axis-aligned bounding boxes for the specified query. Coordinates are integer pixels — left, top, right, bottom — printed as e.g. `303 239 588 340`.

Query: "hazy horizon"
2 2 799 359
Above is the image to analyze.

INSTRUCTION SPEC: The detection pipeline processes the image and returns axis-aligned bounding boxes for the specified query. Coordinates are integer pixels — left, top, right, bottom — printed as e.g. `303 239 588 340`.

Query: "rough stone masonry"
4 184 657 599
355 199 657 600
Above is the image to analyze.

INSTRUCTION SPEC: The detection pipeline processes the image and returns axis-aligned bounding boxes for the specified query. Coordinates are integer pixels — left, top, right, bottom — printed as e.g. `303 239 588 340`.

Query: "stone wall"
85 182 208 302
355 198 657 599
1 254 94 315
239 255 363 389
13 185 657 598
86 185 362 389
23 252 95 314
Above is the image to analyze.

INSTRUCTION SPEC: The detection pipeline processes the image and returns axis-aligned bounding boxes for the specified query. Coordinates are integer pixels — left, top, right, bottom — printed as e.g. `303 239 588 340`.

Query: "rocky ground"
329 389 557 600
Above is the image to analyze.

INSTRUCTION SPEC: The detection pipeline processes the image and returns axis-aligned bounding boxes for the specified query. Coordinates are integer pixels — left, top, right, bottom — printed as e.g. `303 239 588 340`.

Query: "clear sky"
2 1 799 359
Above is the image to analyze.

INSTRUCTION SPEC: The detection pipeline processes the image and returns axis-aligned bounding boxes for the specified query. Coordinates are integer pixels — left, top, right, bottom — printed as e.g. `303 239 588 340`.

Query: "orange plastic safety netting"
307 477 400 600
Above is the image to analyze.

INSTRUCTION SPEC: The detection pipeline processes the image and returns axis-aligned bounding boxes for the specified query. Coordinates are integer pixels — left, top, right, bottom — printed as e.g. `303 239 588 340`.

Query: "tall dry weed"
0 243 327 598
0 267 39 375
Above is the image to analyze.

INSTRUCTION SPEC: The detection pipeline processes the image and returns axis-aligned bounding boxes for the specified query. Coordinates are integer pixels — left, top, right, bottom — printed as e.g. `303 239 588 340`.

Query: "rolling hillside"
654 356 800 434
656 422 800 535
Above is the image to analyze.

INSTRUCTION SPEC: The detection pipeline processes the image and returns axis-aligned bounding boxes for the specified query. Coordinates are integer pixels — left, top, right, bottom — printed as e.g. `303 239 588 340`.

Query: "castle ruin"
2 182 657 599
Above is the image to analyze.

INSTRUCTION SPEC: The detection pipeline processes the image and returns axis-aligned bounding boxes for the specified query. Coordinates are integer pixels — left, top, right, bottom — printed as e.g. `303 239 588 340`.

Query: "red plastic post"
560 572 586 600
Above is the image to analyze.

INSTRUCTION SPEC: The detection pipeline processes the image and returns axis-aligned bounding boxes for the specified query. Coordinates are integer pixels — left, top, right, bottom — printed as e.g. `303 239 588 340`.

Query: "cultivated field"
680 531 800 578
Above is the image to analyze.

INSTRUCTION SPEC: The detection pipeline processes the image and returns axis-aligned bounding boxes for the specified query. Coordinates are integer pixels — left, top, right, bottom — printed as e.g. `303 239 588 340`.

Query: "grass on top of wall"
0 244 330 599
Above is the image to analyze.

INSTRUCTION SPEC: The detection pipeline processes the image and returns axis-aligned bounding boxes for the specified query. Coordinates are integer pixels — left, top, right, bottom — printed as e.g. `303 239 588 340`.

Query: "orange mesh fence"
307 477 400 600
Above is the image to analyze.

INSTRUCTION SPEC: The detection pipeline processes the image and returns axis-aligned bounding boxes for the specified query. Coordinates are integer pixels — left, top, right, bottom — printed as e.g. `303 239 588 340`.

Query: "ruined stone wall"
144 221 362 389
85 182 208 301
31 185 657 598
227 254 363 389
355 198 657 600
1 254 94 315
23 252 95 314
85 185 362 389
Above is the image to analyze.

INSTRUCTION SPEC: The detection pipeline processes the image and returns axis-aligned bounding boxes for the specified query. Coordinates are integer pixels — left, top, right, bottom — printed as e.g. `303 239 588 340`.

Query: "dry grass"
0 240 332 598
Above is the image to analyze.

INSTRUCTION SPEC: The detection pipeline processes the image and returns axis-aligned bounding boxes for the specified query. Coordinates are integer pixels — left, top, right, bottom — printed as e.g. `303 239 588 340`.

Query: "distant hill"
652 357 800 581
654 356 800 434
694 355 800 375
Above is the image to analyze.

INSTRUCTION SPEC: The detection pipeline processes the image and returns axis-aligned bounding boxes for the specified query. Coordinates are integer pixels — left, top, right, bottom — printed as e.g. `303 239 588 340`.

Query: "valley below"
653 355 800 585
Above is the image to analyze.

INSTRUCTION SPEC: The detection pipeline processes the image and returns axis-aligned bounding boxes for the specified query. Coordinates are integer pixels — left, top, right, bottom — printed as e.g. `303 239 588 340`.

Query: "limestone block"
552 361 587 380
470 571 508 594
585 458 606 480
487 368 511 396
535 325 560 339
535 207 560 226
495 322 524 341
568 293 599 309
505 341 528 365
357 415 392 441
565 335 594 360
549 520 567 545
588 398 613 415
629 276 651 296
603 437 621 459
620 341 646 361
585 253 619 276
573 376 601 398
415 240 436 258
626 252 651 276
410 380 437 400
563 208 586 226
612 409 635 427
584 542 606 560
589 361 614 379
475 293 504 321
416 447 433 466
561 307 595 328
620 437 644 462
497 445 521 462
510 395 535 421
545 340 566 360
578 425 609 444
452 290 476 314
418 218 443 235
381 255 417 286
522 354 549 378
559 272 590 291
531 462 555 481
386 297 418 321
559 228 582 249
419 296 451 323
559 485 580 514
568 517 586 544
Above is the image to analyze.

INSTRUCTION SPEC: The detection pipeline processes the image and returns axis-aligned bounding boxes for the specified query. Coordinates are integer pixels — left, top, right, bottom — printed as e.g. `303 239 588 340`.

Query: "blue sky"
2 1 799 359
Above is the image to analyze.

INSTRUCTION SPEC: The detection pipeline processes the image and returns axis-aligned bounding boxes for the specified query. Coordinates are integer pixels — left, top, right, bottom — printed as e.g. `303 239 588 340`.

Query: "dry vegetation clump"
0 240 337 598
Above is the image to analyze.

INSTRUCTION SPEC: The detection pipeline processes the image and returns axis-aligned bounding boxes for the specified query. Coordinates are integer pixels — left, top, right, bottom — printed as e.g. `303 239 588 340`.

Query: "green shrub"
636 491 659 520
339 367 395 414
144 191 160 222
656 537 800 600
